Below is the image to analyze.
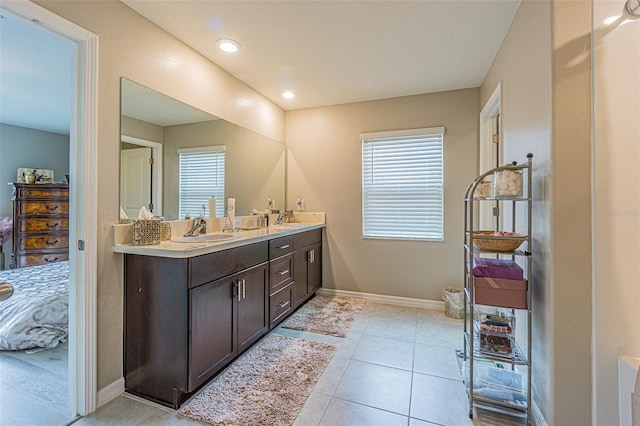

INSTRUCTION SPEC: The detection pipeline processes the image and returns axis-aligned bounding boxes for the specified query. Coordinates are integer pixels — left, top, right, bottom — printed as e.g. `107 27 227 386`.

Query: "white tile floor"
73 299 525 426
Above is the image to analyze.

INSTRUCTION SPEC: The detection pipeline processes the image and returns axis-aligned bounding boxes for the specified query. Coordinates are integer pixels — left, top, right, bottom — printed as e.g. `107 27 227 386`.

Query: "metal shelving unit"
462 153 533 424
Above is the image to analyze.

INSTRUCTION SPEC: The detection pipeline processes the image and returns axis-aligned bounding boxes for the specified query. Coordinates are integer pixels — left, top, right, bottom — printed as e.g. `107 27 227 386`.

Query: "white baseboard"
317 288 445 310
97 377 124 408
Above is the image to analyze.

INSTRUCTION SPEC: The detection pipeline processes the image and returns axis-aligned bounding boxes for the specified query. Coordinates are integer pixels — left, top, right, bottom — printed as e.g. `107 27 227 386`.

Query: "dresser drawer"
15 252 69 268
269 254 293 294
269 236 293 260
269 285 293 327
18 201 69 215
16 235 69 251
18 218 70 232
16 186 69 199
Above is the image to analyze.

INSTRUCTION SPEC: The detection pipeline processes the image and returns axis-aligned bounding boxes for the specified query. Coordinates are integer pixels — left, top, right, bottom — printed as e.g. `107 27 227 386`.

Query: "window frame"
361 127 445 242
177 145 225 219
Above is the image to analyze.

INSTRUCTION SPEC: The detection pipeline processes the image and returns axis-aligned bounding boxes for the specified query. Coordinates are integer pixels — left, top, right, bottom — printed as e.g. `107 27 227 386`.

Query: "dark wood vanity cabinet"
124 242 268 408
190 263 268 391
123 228 323 409
293 229 323 308
268 235 294 328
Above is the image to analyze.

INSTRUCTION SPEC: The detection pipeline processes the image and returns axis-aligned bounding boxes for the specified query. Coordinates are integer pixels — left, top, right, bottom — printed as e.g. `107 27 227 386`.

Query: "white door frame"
479 82 502 230
121 135 163 217
0 0 98 416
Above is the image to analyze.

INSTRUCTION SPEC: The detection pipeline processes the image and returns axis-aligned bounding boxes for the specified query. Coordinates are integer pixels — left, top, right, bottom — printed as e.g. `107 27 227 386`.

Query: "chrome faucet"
274 211 285 225
184 217 207 237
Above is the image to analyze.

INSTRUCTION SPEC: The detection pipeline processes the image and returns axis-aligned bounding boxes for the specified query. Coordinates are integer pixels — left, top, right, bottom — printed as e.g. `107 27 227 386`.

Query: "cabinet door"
189 276 236 391
293 248 309 308
308 242 322 294
237 263 269 353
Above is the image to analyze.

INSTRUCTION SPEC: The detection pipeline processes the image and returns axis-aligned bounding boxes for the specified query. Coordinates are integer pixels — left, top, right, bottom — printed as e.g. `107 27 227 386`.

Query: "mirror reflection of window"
178 146 225 220
120 78 286 221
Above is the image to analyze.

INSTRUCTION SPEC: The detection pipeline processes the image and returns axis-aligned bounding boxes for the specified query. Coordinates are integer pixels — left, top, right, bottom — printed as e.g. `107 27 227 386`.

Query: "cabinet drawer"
190 242 268 288
18 201 69 215
293 229 322 250
269 254 293 294
269 236 293 260
18 218 70 232
16 186 69 199
269 285 293 327
16 252 69 268
17 235 69 250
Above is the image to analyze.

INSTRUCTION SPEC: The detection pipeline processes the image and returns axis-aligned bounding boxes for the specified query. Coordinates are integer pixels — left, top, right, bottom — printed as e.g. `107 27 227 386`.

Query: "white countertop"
112 223 325 258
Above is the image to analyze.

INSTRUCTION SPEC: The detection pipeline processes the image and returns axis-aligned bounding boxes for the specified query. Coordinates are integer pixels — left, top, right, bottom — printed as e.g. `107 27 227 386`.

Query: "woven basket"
472 231 526 252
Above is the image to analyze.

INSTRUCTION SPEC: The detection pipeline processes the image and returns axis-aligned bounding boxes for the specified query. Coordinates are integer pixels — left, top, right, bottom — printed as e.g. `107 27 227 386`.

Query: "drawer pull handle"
276 244 290 249
278 301 289 308
278 269 289 276
44 205 59 211
25 191 31 195
45 239 59 246
44 257 58 263
46 223 59 229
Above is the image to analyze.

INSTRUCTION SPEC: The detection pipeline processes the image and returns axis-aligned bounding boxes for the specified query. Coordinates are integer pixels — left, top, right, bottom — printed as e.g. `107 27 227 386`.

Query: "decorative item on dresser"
10 183 70 269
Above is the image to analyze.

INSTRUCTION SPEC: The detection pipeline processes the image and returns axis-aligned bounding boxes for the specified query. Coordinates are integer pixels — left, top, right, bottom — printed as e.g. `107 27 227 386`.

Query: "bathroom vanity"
114 223 323 408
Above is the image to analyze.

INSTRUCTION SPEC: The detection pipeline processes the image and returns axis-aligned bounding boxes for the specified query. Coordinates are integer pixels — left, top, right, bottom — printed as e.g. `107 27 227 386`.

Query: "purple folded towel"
472 258 524 280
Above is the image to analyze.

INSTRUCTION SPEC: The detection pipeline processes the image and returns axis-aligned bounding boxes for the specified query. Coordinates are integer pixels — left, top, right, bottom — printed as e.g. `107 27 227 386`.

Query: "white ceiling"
0 1 521 136
122 0 521 110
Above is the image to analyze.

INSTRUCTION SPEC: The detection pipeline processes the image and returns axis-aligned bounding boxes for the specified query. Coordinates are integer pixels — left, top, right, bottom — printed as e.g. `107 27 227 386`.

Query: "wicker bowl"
472 231 526 252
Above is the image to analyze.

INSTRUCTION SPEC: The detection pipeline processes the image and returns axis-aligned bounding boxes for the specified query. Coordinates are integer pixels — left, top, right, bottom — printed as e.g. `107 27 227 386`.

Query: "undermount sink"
170 233 241 243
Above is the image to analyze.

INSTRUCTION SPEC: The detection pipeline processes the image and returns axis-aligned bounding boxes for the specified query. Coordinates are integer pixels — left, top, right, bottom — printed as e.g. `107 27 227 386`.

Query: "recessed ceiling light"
282 91 295 100
217 38 240 53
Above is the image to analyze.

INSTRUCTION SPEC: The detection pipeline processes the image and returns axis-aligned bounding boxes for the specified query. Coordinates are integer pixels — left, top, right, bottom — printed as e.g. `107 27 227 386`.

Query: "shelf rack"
462 153 533 424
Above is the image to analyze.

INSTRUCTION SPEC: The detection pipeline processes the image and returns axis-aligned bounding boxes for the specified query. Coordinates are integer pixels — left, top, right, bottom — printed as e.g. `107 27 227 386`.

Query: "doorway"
120 135 163 218
0 0 98 418
478 82 503 230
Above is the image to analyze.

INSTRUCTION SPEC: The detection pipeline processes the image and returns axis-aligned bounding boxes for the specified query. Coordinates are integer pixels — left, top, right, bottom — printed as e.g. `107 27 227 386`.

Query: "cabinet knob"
44 205 59 211
45 239 59 246
44 257 58 263
46 222 59 229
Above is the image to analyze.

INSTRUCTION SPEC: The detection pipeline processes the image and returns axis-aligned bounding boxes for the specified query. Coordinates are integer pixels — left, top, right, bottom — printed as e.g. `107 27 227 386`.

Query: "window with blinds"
178 146 225 219
361 127 444 241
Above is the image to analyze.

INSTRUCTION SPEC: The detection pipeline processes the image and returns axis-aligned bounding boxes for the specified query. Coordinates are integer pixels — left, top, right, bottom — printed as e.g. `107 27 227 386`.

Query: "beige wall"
482 0 593 424
593 1 640 423
121 116 163 143
286 88 479 301
34 0 285 391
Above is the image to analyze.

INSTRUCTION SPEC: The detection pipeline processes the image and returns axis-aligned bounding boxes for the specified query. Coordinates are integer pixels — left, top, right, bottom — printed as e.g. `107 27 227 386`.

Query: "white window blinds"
178 146 225 219
362 127 444 241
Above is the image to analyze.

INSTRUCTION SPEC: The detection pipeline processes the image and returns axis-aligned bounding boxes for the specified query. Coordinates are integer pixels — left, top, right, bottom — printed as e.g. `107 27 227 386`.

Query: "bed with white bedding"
0 261 68 351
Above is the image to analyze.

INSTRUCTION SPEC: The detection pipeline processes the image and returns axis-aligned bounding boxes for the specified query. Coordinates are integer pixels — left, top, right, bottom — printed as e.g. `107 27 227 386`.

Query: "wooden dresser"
11 183 70 269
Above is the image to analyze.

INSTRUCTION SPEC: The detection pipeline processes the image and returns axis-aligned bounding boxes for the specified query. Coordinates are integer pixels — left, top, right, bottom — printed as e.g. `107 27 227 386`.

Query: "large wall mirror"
120 78 285 221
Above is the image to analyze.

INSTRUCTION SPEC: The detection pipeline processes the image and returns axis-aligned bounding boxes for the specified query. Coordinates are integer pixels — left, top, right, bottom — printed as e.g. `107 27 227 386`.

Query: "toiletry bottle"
208 196 216 219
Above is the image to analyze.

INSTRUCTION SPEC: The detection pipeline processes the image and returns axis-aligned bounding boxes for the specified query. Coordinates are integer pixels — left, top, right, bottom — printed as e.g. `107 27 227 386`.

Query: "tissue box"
132 219 161 245
473 276 527 309
472 258 524 280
